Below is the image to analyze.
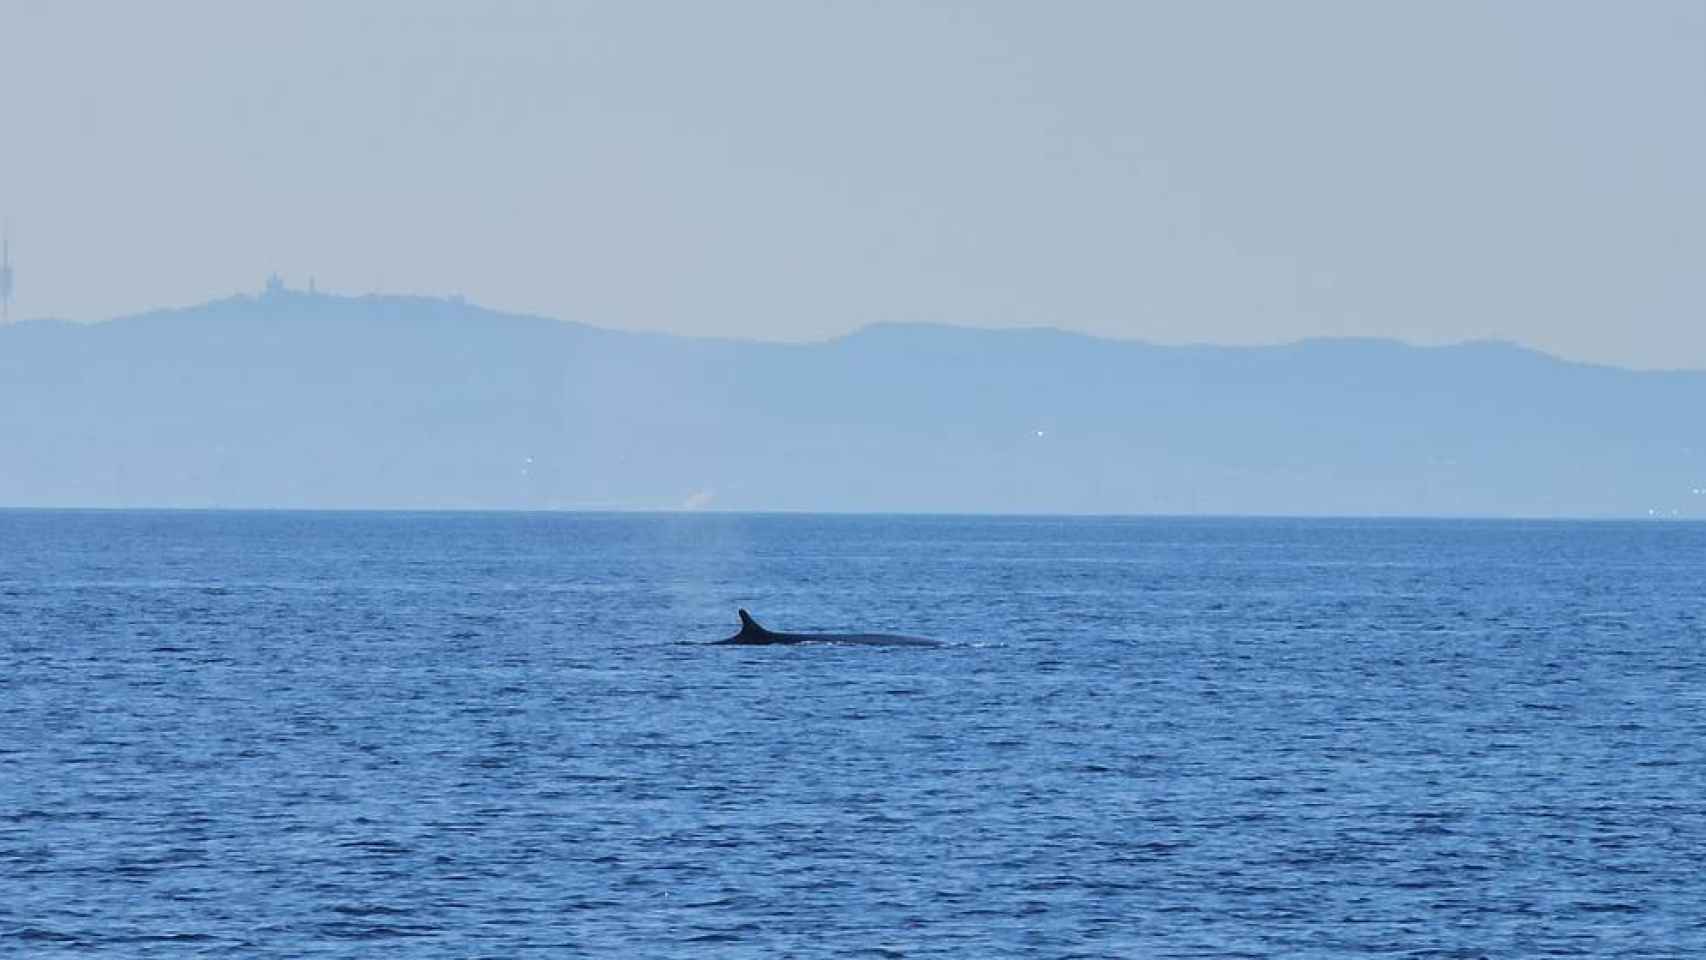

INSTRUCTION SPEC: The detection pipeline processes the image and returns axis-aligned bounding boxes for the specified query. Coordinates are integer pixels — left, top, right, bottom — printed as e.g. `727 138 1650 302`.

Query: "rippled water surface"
3 511 1704 957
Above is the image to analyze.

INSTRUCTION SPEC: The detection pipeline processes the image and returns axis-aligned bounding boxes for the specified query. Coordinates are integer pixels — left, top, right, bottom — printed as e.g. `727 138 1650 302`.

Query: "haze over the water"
2 1 1702 369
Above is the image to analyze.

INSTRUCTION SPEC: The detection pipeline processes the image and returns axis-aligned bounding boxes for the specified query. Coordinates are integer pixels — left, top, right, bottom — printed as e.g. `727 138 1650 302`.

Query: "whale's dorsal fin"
738 609 766 636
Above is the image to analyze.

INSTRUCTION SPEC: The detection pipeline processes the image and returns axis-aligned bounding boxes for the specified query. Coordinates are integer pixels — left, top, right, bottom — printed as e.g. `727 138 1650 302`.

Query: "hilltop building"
1 223 13 323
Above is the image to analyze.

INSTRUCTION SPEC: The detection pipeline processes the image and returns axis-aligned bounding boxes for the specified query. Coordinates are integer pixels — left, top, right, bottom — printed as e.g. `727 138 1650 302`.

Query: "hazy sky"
2 1 1701 368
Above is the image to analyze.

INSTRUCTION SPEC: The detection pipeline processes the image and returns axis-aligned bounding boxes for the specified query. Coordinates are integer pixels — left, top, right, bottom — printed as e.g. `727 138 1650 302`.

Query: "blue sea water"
2 510 1703 957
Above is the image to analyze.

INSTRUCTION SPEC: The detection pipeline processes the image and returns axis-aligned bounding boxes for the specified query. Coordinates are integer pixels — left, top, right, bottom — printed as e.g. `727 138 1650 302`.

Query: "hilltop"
1 290 1701 516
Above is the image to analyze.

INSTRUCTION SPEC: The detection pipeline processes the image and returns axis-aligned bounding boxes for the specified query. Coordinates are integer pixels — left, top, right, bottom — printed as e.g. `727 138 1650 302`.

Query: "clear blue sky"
2 1 1701 368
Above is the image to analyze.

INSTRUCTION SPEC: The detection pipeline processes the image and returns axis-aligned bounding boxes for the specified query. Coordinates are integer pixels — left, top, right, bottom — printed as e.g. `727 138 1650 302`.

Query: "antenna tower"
0 221 12 324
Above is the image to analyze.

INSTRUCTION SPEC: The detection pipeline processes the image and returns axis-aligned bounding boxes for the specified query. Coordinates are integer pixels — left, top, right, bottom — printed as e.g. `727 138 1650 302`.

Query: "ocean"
3 510 1703 957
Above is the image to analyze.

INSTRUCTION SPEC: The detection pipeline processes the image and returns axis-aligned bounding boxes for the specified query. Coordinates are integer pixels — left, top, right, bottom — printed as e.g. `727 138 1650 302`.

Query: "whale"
712 609 942 647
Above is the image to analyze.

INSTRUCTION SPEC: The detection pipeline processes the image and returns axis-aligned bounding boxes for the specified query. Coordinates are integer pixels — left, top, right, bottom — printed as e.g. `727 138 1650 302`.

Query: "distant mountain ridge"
2 290 1701 516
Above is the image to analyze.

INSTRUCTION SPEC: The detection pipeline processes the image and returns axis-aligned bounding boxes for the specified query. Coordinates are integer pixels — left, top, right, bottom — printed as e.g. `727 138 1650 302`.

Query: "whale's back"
714 610 941 647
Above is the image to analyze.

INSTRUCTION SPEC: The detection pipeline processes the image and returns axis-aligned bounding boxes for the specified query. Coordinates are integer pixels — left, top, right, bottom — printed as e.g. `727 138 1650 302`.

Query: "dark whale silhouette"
713 609 942 647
